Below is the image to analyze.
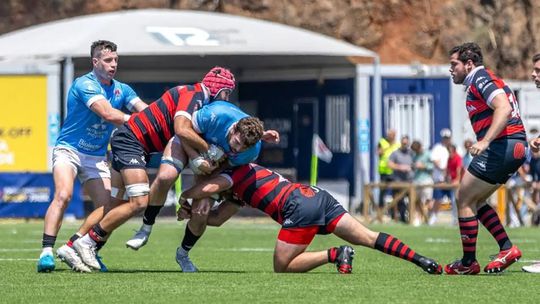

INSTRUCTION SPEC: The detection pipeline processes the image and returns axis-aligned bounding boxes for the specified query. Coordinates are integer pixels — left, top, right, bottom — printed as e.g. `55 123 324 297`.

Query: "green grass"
2 218 540 303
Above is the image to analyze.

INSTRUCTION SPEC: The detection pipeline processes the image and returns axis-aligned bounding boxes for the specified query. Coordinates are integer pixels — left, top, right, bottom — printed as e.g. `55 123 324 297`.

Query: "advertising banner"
0 173 84 218
0 75 48 172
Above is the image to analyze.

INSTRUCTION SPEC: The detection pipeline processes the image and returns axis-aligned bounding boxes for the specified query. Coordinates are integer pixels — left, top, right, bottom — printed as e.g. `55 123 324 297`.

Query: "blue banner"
0 173 84 218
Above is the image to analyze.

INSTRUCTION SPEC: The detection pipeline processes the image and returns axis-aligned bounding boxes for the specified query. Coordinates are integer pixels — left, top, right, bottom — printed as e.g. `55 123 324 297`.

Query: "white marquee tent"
0 9 381 206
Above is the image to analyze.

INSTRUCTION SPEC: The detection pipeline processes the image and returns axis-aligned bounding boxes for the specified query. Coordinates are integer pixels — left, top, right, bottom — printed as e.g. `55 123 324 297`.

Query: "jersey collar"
463 65 484 87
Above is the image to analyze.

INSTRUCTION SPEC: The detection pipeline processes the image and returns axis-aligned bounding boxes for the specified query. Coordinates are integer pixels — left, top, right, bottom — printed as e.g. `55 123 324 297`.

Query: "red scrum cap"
201 66 236 98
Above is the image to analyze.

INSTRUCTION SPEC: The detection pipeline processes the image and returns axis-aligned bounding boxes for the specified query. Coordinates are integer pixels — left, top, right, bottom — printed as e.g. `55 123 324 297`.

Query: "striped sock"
374 232 422 266
459 216 478 266
477 204 512 250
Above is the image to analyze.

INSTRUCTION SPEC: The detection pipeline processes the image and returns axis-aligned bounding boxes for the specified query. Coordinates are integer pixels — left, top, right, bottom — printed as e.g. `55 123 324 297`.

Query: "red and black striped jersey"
464 66 526 141
221 163 300 224
127 84 208 152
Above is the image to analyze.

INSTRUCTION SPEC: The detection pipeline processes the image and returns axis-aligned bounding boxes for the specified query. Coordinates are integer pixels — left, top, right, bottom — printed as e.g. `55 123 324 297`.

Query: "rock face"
1 0 539 78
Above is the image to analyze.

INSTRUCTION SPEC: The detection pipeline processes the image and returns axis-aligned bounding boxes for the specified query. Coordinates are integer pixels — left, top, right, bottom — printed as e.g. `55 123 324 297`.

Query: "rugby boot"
126 226 151 250
57 244 91 273
335 245 355 274
444 259 480 275
37 252 55 273
418 257 443 274
176 247 198 273
72 238 100 270
484 245 521 274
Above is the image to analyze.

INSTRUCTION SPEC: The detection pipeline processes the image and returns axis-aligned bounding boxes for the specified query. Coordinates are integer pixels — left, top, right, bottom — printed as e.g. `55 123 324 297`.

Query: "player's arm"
174 115 209 154
469 92 512 156
262 129 280 144
90 98 131 125
130 98 148 112
207 201 241 227
183 139 218 175
177 198 240 227
483 93 512 143
180 175 232 200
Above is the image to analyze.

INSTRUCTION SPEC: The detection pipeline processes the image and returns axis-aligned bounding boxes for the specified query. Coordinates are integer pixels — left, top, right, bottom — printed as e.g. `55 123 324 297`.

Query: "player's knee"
160 156 184 177
273 262 287 273
53 189 72 206
154 171 177 189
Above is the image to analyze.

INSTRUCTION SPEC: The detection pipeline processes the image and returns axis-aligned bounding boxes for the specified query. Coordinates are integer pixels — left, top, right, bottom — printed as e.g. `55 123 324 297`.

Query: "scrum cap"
202 66 236 97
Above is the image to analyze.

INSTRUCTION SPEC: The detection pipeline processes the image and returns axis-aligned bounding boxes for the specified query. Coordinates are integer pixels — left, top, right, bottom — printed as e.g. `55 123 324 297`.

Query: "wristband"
123 114 131 122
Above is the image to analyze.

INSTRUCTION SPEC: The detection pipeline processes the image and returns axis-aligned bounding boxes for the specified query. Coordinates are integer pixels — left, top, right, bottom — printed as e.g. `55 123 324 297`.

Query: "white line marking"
0 248 40 252
214 248 274 252
0 258 37 261
425 238 451 243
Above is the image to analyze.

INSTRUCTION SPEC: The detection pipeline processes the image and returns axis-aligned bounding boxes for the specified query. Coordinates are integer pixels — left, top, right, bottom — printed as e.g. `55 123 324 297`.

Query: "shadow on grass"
106 269 248 274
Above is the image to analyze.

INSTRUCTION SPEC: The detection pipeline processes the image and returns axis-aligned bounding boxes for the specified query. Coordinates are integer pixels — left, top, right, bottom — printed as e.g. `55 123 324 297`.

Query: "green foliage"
2 220 540 303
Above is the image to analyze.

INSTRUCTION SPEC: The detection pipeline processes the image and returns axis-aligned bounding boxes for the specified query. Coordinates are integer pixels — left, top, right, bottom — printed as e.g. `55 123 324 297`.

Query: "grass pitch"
2 218 540 303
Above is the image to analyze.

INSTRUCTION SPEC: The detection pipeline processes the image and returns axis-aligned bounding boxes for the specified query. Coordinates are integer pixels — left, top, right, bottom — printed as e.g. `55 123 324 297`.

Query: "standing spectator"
388 136 414 223
445 42 526 275
411 140 434 226
446 144 463 223
428 128 451 225
377 129 400 209
461 139 474 174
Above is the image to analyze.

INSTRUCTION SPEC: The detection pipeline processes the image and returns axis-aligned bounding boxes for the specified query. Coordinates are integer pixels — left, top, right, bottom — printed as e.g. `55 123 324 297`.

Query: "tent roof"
0 9 376 60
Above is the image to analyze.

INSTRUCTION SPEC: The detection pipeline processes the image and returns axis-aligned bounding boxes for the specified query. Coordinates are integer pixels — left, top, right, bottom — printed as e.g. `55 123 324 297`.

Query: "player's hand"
469 140 489 156
529 138 540 153
206 144 225 162
176 199 192 221
191 199 211 217
189 156 216 175
262 130 280 144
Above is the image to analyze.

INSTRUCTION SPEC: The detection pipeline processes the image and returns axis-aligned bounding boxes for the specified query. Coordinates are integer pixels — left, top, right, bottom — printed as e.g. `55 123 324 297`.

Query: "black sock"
143 205 163 225
42 233 56 248
66 233 80 247
89 224 108 242
327 247 338 263
458 216 479 266
477 204 512 250
374 232 422 266
181 225 200 252
96 240 107 251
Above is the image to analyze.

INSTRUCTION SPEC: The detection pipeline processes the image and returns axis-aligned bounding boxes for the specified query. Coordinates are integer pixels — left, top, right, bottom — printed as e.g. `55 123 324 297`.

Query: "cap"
440 128 452 138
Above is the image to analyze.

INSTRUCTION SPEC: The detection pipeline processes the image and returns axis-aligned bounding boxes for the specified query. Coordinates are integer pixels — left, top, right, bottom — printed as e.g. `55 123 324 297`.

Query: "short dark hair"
91 40 117 58
533 53 540 63
449 42 483 66
235 117 264 148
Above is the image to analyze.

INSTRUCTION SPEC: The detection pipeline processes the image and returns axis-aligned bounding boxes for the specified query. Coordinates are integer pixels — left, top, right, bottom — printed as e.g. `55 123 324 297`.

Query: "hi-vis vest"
378 138 400 175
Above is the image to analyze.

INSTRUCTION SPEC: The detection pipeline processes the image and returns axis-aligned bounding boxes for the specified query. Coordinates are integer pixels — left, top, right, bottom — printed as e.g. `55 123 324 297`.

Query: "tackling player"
177 163 443 274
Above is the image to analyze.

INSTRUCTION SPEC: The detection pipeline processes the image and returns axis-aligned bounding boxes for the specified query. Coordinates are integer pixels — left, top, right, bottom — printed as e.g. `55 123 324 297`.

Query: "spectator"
377 129 400 209
411 140 434 226
388 136 414 223
428 128 451 225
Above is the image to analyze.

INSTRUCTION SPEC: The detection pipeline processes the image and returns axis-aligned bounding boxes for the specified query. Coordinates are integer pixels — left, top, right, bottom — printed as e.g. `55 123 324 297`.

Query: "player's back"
226 164 298 222
193 101 261 165
195 100 248 145
128 84 207 152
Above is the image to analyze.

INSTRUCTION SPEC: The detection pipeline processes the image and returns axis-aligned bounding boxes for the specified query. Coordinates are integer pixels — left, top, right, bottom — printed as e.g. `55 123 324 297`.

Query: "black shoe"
335 245 355 274
418 257 442 274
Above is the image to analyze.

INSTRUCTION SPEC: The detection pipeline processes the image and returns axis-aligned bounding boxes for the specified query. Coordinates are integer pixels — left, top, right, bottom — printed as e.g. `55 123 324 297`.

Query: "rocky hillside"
1 0 539 79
